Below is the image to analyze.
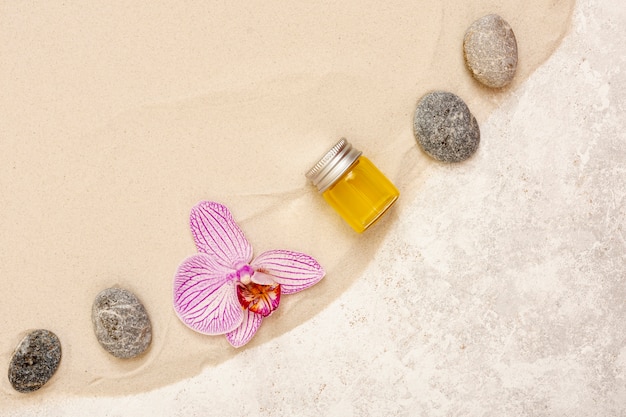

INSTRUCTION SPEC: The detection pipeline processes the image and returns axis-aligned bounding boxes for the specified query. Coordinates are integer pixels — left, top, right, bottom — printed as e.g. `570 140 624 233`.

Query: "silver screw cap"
306 138 362 192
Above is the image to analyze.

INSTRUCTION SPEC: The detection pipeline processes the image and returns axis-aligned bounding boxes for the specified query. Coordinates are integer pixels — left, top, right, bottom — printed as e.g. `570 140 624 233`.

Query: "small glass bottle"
306 138 399 233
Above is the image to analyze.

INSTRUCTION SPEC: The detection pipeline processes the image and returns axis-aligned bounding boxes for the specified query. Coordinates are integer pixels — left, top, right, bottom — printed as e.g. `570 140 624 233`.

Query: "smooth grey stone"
463 14 518 88
92 287 152 359
413 91 480 163
8 329 62 393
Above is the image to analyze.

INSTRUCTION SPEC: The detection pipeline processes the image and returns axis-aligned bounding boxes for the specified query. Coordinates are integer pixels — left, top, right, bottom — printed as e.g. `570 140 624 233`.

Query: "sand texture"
0 0 574 406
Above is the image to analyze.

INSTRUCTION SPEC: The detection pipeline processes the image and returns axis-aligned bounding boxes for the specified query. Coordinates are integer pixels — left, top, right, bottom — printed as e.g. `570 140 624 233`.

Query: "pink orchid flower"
173 201 325 348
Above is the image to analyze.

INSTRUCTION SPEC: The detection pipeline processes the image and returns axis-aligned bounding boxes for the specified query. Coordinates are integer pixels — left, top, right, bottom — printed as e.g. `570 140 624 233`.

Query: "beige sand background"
0 0 573 405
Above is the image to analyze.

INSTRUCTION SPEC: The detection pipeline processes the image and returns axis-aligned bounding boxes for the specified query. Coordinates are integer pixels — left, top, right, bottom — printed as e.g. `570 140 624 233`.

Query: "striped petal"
190 201 253 269
226 309 263 348
173 254 244 335
251 250 325 295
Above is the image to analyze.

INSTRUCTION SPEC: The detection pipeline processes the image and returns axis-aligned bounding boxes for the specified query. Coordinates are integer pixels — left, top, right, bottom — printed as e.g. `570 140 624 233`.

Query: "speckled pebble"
92 287 152 359
463 14 518 88
8 329 62 393
413 91 480 163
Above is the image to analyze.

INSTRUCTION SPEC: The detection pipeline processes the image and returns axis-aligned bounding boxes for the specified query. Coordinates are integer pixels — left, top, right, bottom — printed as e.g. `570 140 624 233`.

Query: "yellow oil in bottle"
306 139 400 233
322 156 399 233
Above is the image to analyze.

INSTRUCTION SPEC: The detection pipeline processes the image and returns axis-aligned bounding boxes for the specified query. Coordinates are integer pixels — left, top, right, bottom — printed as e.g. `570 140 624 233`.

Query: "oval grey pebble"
8 329 62 393
413 91 480 163
463 14 518 88
92 287 152 359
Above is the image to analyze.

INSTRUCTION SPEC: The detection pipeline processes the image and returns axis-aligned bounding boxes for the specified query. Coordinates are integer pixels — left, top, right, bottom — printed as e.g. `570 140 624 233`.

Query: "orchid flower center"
236 281 281 317
236 264 255 285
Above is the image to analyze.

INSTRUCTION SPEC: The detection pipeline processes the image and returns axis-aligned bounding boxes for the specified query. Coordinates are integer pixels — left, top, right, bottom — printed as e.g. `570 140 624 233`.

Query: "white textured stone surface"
6 0 626 415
